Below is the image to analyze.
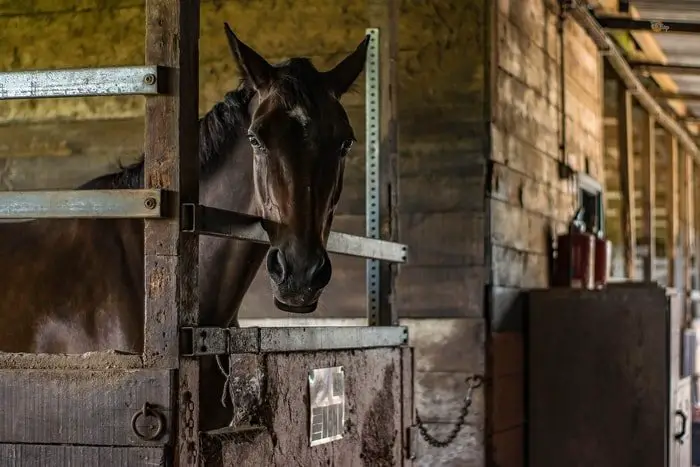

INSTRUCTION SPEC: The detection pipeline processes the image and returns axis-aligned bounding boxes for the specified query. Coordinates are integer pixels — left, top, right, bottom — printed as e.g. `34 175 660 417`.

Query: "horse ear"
224 23 274 90
323 35 370 97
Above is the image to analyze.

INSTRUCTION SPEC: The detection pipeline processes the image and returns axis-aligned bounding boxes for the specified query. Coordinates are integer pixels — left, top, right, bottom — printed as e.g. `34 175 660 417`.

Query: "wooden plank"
415 371 484 424
0 351 143 370
685 152 694 295
617 84 636 279
667 134 679 287
490 426 524 467
0 369 173 446
404 318 485 373
490 373 524 432
490 331 524 376
396 265 486 318
0 445 166 467
641 113 656 280
490 286 526 332
220 349 404 466
401 346 415 467
143 1 201 466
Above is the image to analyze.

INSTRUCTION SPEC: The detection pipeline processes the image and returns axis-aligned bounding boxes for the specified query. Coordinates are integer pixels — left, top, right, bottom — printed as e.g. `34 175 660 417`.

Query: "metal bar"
181 326 408 354
569 4 700 173
0 189 163 219
235 326 407 353
629 61 700 76
594 15 700 34
365 28 382 325
0 66 161 100
181 204 408 263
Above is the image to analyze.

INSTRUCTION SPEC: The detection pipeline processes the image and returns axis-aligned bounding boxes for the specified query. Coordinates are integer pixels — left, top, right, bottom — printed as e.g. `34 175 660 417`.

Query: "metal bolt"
144 73 157 85
144 197 158 210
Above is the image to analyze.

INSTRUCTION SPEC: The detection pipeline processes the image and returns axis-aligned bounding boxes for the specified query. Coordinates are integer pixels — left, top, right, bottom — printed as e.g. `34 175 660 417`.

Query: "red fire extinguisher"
553 207 595 289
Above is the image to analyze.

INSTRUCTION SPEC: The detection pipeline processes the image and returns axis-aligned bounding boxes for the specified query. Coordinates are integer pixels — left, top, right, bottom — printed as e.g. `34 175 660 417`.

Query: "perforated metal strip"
365 28 381 325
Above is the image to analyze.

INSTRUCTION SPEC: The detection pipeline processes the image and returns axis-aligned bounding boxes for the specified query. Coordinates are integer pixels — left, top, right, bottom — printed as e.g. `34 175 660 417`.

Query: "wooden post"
367 0 399 326
143 0 201 465
617 83 636 279
695 162 700 291
641 113 656 281
684 151 694 296
667 134 679 288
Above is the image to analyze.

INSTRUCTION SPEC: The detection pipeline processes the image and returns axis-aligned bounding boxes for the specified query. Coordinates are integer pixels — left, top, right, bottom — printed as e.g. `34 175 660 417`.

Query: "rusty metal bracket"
179 327 229 356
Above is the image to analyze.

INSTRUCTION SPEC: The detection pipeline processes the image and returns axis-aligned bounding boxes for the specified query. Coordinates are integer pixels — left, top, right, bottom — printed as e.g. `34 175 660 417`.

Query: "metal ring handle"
675 410 688 442
131 402 166 441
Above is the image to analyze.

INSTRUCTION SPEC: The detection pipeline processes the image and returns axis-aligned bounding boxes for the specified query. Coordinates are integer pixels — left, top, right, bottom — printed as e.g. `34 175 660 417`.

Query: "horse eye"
248 133 262 149
340 139 354 156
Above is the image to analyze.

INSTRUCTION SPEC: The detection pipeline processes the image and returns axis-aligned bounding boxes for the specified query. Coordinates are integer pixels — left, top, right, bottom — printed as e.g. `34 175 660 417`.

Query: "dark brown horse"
0 24 368 427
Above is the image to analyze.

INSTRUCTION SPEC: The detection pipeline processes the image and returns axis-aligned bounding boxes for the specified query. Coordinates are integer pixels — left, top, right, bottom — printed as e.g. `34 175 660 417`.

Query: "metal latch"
405 426 420 460
180 326 229 356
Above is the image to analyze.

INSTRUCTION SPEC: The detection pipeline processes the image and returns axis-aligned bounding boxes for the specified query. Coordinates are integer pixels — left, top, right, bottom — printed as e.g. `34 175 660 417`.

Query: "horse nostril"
267 248 287 284
308 253 332 288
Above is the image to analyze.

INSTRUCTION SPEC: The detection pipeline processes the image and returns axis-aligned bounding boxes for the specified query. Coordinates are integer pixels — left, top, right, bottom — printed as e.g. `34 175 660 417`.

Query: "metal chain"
414 375 483 448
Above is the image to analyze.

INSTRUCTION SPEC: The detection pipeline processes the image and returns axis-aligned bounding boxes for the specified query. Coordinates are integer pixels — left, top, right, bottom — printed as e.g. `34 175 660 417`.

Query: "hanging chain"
414 375 483 448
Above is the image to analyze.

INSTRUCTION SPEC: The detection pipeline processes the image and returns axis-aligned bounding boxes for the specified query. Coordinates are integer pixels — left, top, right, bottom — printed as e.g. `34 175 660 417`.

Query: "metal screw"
144 73 157 85
144 197 157 210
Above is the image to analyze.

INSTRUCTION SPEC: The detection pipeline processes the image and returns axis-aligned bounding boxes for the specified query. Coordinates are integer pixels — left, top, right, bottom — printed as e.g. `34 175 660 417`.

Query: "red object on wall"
593 236 611 288
553 232 595 289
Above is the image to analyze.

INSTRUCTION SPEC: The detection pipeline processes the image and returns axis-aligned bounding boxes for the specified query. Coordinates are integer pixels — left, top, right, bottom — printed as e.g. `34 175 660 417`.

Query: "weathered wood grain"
0 369 173 446
489 198 564 256
143 2 201 467
489 426 524 467
0 445 166 467
411 423 483 467
491 245 549 288
220 348 405 467
415 371 485 425
396 266 486 318
489 331 524 377
489 161 576 223
527 286 673 467
617 87 637 279
489 373 523 432
489 285 527 332
404 318 485 373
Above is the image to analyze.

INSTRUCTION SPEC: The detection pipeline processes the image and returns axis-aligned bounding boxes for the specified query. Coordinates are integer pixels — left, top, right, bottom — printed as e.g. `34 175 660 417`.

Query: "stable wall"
1 1 490 465
487 0 604 465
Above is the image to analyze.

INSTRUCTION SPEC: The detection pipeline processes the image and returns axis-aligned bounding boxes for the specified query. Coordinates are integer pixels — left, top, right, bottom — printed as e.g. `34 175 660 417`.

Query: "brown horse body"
0 26 368 369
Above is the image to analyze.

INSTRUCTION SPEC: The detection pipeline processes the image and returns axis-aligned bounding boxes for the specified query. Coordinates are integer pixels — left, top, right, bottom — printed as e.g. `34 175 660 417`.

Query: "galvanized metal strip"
365 28 381 325
181 204 407 263
0 66 161 100
226 326 408 353
0 189 163 219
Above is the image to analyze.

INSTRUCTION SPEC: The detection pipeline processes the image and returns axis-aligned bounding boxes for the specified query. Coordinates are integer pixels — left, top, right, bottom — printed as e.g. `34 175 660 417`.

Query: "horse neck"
197 98 269 327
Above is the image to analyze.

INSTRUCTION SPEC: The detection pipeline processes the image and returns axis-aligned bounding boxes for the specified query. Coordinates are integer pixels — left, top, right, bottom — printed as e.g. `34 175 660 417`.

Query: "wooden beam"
641 113 656 280
684 151 694 294
667 134 679 287
143 0 201 465
617 83 637 279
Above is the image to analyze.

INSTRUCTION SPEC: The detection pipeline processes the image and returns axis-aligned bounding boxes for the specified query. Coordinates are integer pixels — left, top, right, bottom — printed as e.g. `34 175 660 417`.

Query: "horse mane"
78 82 255 190
78 56 347 192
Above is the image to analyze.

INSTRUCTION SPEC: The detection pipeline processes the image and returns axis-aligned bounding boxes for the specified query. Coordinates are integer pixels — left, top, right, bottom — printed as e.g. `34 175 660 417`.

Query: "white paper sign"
308 366 345 446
